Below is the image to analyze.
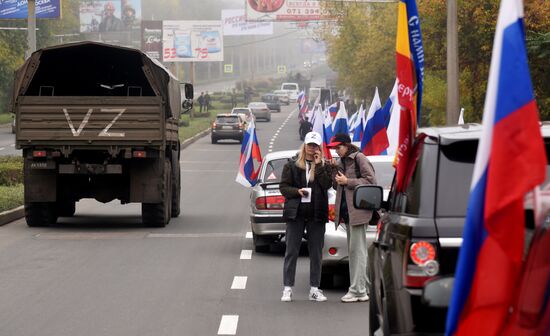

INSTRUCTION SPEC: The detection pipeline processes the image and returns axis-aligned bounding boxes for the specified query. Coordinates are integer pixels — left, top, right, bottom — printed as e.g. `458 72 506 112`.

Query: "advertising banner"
245 0 332 22
162 21 223 62
221 9 273 36
80 0 141 33
0 0 61 19
141 20 162 60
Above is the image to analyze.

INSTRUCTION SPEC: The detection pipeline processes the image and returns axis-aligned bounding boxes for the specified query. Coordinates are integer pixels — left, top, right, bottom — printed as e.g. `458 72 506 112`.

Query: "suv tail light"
404 240 440 288
328 204 335 222
255 195 285 210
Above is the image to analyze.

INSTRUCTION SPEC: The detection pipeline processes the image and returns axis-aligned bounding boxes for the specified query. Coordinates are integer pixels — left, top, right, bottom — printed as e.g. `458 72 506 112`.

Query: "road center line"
245 231 252 239
231 276 248 289
217 315 239 335
240 249 252 260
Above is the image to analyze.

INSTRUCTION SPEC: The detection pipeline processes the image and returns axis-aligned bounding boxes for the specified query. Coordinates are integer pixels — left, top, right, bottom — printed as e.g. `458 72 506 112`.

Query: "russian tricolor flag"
312 105 332 159
328 102 338 119
446 1 547 335
235 118 263 187
351 104 366 142
332 101 349 135
386 80 400 156
361 88 391 155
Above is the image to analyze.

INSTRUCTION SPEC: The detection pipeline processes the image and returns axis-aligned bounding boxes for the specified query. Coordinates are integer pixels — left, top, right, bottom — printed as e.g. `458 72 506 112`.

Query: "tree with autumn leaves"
321 0 549 124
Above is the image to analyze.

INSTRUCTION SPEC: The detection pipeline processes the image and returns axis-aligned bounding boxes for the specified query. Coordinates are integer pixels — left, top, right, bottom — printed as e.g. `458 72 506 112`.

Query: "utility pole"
446 0 460 125
26 0 36 59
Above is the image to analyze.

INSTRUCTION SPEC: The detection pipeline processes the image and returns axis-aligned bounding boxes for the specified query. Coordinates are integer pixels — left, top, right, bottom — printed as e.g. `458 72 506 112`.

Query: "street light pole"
446 0 460 125
26 0 36 59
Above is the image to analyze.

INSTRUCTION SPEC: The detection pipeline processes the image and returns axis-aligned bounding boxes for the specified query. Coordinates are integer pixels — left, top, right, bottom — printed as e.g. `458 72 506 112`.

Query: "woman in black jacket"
279 131 333 302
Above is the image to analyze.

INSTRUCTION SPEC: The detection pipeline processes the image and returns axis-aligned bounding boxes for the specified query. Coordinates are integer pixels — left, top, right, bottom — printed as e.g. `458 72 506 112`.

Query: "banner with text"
222 9 273 36
162 20 224 62
141 20 162 60
245 0 331 22
0 0 61 19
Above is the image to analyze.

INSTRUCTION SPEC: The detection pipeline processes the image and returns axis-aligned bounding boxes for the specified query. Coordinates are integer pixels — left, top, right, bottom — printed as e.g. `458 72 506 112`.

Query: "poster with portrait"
245 0 332 22
162 21 223 62
79 0 141 33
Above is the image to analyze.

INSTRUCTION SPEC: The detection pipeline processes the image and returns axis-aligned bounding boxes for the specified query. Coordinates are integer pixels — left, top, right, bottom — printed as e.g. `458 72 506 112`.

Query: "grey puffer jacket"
333 150 377 227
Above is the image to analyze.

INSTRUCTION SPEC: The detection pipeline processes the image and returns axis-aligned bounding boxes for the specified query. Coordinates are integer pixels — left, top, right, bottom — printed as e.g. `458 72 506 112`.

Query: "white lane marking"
0 147 4 151
245 231 252 239
10 144 15 147
240 249 252 260
218 315 239 335
231 276 248 289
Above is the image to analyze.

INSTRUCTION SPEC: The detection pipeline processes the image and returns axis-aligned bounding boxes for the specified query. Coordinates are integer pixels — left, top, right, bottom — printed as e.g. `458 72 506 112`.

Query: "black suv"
353 125 550 335
261 94 281 112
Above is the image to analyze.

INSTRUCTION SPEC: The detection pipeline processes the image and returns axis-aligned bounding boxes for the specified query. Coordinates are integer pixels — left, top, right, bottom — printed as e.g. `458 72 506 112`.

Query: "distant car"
322 155 395 274
280 82 299 101
230 107 253 123
303 61 312 68
248 102 271 122
261 94 281 112
273 90 290 105
211 114 246 144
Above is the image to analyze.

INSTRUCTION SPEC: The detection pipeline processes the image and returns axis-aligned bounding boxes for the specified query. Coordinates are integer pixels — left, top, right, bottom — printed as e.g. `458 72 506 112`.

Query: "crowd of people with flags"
235 0 549 333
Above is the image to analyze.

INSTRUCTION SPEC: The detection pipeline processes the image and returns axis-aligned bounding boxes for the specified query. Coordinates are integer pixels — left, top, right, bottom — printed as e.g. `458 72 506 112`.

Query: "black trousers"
283 216 326 287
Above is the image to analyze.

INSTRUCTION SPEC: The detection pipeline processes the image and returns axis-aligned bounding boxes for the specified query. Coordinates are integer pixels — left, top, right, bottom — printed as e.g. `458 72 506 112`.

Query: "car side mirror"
183 83 194 100
353 185 383 211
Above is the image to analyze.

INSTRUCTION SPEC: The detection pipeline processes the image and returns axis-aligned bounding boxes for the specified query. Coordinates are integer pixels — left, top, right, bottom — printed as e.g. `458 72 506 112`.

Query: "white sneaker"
281 288 292 302
341 292 369 303
309 289 328 302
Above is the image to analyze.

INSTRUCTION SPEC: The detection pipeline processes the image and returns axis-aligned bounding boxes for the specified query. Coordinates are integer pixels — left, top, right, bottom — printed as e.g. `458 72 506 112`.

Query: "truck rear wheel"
142 160 172 227
25 202 57 227
57 201 76 217
171 159 181 218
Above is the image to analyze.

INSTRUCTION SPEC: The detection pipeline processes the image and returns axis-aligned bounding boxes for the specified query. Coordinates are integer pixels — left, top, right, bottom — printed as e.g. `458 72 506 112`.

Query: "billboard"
141 20 162 60
0 0 61 19
245 0 332 21
221 9 273 36
79 0 141 33
162 21 224 62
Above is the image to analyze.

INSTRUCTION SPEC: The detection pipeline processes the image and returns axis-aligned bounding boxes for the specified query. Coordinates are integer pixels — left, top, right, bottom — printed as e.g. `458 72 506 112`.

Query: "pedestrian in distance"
279 131 333 302
327 133 377 303
299 116 313 141
204 92 211 113
197 92 205 113
231 89 237 108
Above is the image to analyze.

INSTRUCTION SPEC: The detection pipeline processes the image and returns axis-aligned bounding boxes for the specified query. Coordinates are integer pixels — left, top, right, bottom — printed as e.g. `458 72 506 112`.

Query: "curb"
180 128 211 150
0 206 24 226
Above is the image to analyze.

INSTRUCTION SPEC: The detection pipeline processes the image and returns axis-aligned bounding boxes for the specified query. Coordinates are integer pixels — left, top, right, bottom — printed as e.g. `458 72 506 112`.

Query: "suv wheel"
211 137 217 144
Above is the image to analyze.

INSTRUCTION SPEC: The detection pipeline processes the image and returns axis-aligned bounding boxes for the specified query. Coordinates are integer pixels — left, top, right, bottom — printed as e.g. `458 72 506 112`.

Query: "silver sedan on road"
248 102 271 122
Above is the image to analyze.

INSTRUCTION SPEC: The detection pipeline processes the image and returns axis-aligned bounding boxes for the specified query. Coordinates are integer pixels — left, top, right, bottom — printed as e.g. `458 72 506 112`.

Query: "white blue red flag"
328 102 338 119
361 88 390 155
323 108 334 149
297 91 308 119
235 118 263 187
312 106 332 159
351 104 365 142
385 80 400 156
445 1 547 335
332 101 349 135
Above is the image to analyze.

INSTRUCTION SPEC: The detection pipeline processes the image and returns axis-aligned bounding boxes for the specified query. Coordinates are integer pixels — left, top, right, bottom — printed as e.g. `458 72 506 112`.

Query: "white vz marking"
63 108 126 137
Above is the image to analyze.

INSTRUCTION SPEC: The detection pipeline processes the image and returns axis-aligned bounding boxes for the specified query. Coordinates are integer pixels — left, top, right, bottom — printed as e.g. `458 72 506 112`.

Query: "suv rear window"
232 109 249 114
262 158 290 183
216 116 239 123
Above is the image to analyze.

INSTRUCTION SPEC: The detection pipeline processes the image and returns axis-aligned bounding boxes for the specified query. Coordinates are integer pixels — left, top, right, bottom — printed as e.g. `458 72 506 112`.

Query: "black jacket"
279 158 332 224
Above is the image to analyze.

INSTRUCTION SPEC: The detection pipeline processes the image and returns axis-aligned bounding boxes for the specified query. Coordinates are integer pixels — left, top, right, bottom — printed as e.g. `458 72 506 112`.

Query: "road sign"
277 65 286 74
224 64 233 73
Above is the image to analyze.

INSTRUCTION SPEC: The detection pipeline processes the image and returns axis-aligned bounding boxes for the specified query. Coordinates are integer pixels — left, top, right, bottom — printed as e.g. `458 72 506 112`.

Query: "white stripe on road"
231 276 248 289
0 147 4 151
245 231 252 239
218 315 239 335
10 144 15 147
240 249 252 260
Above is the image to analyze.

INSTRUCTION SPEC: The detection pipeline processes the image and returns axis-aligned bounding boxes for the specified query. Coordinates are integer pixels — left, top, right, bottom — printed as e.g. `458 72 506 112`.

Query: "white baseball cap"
304 131 322 146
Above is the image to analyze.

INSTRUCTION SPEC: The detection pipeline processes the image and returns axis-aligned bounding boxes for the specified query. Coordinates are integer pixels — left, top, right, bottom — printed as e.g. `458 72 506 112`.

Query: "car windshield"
372 161 394 190
261 158 290 183
282 84 296 91
262 96 277 101
249 103 266 109
216 116 239 123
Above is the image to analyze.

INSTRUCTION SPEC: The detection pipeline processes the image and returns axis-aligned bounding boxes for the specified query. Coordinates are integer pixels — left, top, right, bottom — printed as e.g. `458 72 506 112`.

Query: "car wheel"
266 116 271 122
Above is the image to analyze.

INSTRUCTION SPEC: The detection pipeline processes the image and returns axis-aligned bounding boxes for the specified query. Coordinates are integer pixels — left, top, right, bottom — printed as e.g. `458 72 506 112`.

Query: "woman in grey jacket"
327 133 377 303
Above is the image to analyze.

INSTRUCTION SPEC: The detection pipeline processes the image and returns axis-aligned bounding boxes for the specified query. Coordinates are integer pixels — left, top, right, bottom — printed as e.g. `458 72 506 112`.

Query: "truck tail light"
133 150 146 158
404 240 440 288
33 150 47 158
255 196 285 210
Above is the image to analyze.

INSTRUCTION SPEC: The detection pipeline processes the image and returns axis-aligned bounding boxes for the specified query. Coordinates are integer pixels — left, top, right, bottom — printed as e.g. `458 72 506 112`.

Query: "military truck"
11 42 193 227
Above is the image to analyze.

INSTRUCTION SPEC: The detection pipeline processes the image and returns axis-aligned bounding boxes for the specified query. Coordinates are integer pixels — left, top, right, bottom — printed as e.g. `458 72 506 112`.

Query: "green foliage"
424 73 447 125
0 184 23 213
0 156 23 186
